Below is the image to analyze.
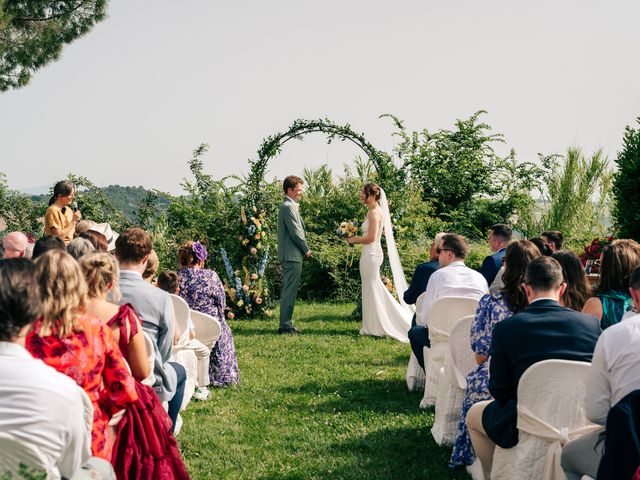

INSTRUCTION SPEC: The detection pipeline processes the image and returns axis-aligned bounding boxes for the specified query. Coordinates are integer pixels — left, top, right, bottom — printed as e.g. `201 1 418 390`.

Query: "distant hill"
31 185 171 221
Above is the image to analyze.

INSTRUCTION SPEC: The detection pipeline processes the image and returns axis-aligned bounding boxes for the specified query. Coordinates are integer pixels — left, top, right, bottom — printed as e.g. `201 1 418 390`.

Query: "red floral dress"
26 314 138 460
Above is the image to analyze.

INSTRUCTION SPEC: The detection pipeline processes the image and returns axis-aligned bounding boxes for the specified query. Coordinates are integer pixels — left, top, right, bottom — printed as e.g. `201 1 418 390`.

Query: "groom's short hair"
283 175 304 194
441 233 469 259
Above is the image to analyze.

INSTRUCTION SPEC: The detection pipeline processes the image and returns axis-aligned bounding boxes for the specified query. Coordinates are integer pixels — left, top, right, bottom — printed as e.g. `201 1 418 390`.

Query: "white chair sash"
517 405 604 480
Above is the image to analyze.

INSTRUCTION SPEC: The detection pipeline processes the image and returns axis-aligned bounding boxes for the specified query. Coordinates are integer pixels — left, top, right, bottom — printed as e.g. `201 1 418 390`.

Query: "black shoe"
278 327 300 335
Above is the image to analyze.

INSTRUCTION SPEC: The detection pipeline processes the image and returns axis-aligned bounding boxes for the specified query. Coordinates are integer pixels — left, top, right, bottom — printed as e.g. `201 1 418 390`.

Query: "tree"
0 0 107 91
0 172 41 234
612 117 640 241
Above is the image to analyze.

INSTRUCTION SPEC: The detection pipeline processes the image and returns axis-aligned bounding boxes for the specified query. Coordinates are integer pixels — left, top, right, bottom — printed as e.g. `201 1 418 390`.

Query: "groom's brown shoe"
277 327 300 335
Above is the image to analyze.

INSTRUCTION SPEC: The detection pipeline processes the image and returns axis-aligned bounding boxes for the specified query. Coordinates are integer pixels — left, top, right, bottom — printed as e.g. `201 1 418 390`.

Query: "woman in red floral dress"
26 250 138 461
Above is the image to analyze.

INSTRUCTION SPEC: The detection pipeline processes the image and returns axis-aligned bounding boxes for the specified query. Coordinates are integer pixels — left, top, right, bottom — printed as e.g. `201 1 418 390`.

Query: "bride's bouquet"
336 220 359 272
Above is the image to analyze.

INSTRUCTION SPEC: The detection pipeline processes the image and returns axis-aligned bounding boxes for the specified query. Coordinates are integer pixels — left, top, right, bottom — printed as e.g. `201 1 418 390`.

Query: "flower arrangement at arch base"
579 236 614 274
220 205 272 319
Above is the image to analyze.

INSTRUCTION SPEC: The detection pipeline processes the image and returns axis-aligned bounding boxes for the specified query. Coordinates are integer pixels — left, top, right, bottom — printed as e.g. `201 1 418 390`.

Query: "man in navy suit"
466 256 601 480
478 224 512 285
406 233 443 369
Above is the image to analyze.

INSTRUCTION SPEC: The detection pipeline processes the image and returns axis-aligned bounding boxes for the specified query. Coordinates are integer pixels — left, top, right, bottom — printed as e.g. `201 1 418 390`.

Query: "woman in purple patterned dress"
449 240 540 469
177 241 239 387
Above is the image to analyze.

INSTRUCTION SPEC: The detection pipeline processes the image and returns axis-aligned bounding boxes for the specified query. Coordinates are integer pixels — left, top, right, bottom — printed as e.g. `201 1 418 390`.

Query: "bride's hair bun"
363 183 381 201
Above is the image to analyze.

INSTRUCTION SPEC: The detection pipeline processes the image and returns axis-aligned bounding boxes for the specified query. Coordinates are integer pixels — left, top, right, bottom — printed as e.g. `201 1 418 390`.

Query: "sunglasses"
436 247 453 255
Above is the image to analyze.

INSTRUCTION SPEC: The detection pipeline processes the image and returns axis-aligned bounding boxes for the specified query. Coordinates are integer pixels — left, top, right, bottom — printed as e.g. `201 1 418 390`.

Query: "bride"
346 183 413 342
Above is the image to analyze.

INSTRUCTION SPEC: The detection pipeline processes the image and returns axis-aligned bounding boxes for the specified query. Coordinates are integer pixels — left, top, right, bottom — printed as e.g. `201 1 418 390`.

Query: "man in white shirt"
418 233 489 326
562 266 640 480
0 258 114 480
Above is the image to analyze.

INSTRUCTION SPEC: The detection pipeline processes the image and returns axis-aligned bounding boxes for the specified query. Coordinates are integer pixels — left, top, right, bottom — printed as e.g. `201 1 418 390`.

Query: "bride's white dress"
359 213 411 343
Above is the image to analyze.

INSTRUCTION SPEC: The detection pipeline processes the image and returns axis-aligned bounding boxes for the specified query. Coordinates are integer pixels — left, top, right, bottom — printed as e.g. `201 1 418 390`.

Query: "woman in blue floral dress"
177 241 239 387
449 240 541 468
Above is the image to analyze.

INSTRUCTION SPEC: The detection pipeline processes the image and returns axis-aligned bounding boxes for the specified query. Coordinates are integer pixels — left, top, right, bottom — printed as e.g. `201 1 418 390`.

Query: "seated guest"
178 240 239 387
478 224 512 285
115 228 186 432
418 233 489 342
1 231 28 258
0 258 115 480
143 249 160 283
79 252 190 479
582 239 640 329
74 219 96 237
529 237 554 256
466 256 601 480
80 230 108 251
561 266 640 480
553 251 592 311
541 230 564 252
44 180 82 244
406 233 443 370
67 237 95 260
450 240 540 469
25 250 138 461
88 223 118 252
32 235 65 260
158 269 214 401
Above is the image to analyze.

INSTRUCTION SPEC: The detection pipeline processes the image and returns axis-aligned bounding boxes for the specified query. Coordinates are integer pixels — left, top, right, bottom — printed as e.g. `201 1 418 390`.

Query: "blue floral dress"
449 292 513 468
178 268 239 387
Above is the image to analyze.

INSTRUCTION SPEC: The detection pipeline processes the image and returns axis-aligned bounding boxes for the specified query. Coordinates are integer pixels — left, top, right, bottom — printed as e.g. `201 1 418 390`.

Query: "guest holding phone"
44 180 82 245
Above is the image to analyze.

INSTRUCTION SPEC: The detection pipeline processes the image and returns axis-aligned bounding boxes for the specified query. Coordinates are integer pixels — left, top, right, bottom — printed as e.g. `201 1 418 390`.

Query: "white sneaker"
193 387 211 401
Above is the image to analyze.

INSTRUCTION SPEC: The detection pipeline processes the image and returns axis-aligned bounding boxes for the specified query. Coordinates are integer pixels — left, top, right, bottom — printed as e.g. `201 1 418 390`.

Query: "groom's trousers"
280 260 303 329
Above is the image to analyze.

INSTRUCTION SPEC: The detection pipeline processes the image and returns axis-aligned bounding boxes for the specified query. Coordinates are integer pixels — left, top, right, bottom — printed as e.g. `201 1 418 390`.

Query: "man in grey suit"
277 175 311 334
115 227 186 432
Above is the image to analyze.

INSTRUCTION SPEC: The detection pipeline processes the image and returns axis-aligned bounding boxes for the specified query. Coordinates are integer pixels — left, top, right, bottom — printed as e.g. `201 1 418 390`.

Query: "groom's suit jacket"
277 196 309 263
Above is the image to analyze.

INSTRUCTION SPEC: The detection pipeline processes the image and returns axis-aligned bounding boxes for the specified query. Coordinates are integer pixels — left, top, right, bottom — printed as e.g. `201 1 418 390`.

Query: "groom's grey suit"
278 196 310 330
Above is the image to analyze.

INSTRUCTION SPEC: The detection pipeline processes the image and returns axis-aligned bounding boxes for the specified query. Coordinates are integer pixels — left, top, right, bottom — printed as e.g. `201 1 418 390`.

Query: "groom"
277 175 311 334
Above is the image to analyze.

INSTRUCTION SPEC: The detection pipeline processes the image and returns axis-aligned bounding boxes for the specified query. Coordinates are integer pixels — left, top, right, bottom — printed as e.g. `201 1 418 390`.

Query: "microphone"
72 202 79 212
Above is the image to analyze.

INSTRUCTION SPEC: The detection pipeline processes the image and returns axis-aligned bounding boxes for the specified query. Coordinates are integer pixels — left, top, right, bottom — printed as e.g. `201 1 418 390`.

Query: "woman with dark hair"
44 180 81 244
582 239 640 328
80 230 108 251
529 237 553 256
177 241 239 387
449 240 541 469
552 251 592 311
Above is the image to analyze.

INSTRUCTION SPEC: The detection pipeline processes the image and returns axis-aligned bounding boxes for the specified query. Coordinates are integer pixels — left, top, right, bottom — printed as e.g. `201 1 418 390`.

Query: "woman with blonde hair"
79 251 190 479
25 250 137 460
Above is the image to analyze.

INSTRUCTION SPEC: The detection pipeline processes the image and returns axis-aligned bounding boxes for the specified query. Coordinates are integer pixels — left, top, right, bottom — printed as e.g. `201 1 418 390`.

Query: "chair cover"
0 432 52 479
431 315 475 445
169 294 191 351
491 359 599 480
420 297 479 408
141 331 156 388
406 292 427 392
190 310 222 350
173 349 197 411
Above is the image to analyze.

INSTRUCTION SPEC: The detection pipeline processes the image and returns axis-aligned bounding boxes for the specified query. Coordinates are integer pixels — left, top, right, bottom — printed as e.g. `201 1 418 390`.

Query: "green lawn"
179 302 469 479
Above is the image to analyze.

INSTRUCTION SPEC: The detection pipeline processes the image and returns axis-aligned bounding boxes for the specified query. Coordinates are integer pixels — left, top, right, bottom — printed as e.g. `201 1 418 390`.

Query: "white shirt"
418 260 489 324
0 342 91 480
584 313 640 425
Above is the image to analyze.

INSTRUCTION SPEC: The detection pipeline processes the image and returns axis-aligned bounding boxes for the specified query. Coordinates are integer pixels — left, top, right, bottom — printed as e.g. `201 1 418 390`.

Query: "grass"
179 302 470 479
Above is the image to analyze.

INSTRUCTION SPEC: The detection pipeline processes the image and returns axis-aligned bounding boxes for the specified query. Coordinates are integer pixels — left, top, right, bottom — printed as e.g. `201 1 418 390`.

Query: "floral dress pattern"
26 314 138 460
449 292 513 468
178 267 239 387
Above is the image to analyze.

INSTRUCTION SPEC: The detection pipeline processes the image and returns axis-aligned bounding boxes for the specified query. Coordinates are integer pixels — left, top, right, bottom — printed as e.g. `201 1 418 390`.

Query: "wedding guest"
80 230 108 251
143 249 160 283
32 235 65 260
553 251 592 311
74 219 96 237
582 239 640 329
478 224 512 285
67 237 95 260
406 232 443 370
541 230 564 252
158 268 214 401
449 240 540 469
561 266 640 480
466 256 600 480
115 228 186 433
44 180 81 244
79 252 190 479
1 231 28 258
529 237 554 256
89 223 119 252
0 258 115 480
25 250 138 460
178 240 239 387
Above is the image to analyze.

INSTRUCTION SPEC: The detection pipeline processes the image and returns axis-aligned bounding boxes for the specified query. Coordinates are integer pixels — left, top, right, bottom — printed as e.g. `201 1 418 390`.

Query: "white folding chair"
170 294 191 351
490 359 602 480
141 331 156 387
190 310 222 350
420 297 479 408
431 314 476 445
406 291 427 392
0 432 52 479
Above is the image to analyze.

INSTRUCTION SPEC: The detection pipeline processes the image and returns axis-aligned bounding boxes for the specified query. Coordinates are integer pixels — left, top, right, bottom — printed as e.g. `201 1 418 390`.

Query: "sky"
1 0 639 195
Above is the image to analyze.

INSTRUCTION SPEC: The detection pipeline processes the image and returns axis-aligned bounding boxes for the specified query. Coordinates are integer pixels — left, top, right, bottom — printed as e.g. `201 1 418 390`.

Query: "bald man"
2 232 28 259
